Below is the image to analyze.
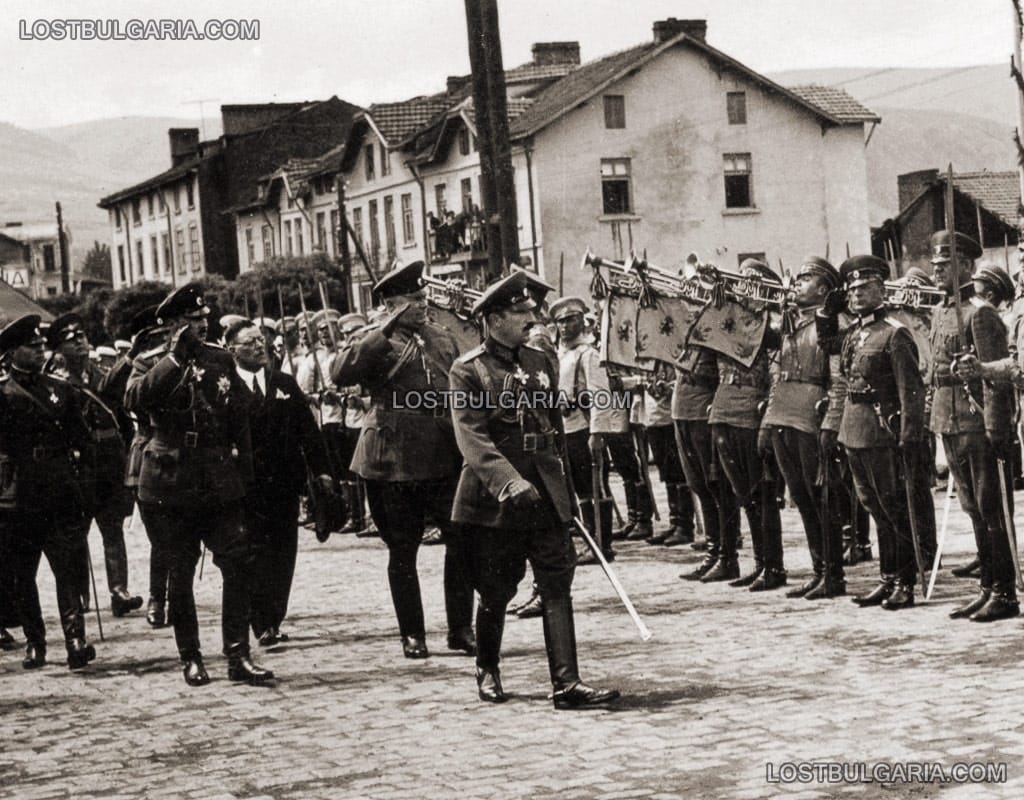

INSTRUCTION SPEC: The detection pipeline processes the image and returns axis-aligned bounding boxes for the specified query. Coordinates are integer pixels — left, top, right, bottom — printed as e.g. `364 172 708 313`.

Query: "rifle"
926 472 955 600
275 284 297 376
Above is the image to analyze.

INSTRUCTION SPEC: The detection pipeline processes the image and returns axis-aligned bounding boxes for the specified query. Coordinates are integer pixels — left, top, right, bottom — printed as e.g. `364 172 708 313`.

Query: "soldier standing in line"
0 314 97 670
330 261 474 660
297 309 346 485
333 312 372 535
448 271 619 709
709 259 785 591
817 256 925 610
760 257 846 599
126 283 273 686
927 233 1017 622
45 313 144 618
673 343 737 581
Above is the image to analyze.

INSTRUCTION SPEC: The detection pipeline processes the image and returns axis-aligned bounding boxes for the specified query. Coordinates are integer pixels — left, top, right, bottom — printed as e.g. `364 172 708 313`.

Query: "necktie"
252 375 264 401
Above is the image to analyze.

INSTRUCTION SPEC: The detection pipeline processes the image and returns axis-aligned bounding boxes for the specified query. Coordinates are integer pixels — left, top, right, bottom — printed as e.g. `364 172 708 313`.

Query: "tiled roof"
367 95 456 144
951 171 1020 226
504 61 578 84
463 97 535 125
510 42 657 138
786 85 880 123
98 160 197 207
260 157 321 183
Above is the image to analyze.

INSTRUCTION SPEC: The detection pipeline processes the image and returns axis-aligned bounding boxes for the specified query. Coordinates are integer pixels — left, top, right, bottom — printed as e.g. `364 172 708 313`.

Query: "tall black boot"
614 482 637 540
648 483 678 544
542 596 619 709
662 484 696 547
222 568 273 684
626 482 654 541
106 533 143 617
475 603 506 702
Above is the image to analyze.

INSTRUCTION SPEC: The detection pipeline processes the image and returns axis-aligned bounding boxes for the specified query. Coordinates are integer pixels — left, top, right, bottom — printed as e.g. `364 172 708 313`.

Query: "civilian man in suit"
225 318 334 646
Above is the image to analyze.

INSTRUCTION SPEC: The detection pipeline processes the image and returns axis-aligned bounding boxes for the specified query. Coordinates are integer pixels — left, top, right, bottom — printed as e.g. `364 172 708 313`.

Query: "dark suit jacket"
243 367 331 503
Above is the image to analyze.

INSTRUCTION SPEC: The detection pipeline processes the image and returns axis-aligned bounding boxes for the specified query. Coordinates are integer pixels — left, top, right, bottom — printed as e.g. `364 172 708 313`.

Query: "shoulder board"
43 372 70 385
883 318 905 330
455 344 487 364
140 345 168 361
204 342 227 351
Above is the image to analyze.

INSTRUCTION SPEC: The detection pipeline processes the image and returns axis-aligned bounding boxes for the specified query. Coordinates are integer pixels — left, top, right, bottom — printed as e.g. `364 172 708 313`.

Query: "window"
435 184 447 215
284 220 293 256
603 95 626 129
384 196 397 259
472 134 478 152
723 153 753 208
458 128 471 156
600 158 632 215
161 232 171 273
136 240 145 278
132 199 141 225
352 207 363 244
114 208 122 229
401 193 415 244
295 219 305 255
46 286 57 296
245 228 255 265
185 180 195 209
188 224 200 271
261 225 274 258
287 193 294 209
117 245 126 282
174 187 181 213
316 212 326 251
727 92 747 125
365 144 375 181
147 195 155 218
368 200 380 264
329 209 339 255
460 178 473 213
150 235 159 275
380 143 391 177
176 228 186 273
42 244 55 273
158 192 165 213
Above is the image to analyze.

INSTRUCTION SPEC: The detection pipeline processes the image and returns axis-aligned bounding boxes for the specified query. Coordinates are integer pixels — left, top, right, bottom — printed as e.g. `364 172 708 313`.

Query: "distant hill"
0 116 219 265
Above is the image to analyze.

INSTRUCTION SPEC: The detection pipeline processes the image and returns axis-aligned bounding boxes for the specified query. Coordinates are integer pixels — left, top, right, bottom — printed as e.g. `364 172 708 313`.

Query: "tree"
82 241 112 282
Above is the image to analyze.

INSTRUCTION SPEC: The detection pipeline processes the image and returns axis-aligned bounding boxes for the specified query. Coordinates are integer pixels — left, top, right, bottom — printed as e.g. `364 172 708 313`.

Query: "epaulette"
204 341 227 350
140 345 168 361
883 318 905 330
456 344 487 364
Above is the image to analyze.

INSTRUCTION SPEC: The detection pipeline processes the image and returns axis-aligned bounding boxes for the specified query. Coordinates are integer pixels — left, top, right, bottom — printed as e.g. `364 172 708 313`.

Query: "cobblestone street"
2 483 1022 800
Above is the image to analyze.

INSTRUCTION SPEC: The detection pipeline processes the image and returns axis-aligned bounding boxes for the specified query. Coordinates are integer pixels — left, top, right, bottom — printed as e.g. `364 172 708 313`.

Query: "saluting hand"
380 303 411 337
822 288 848 317
170 325 203 362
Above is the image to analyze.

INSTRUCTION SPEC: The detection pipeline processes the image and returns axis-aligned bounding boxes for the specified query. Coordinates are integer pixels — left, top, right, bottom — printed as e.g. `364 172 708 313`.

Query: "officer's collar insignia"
536 371 550 389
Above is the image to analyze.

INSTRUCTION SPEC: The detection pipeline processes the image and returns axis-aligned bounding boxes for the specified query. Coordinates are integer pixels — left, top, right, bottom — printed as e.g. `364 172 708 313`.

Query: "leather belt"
383 406 448 419
681 375 717 389
848 389 880 404
934 374 975 388
779 371 826 386
93 428 121 442
725 374 763 388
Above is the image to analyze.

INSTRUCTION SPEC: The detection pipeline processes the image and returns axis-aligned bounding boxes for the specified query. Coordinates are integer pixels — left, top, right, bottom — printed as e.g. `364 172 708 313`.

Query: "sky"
1 0 1015 129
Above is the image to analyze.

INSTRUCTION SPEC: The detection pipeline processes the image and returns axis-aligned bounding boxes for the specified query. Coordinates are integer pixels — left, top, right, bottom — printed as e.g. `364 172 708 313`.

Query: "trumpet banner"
686 299 767 368
600 290 702 369
427 305 481 354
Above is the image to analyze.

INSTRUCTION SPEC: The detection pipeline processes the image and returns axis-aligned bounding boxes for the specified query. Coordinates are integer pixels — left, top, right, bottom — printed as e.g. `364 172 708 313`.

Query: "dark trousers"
365 477 474 638
712 423 783 570
770 426 843 578
675 419 738 556
4 508 88 649
943 432 1015 590
248 493 300 637
322 423 348 480
648 424 685 484
137 497 169 604
0 523 18 628
72 496 135 603
140 501 252 659
846 446 916 585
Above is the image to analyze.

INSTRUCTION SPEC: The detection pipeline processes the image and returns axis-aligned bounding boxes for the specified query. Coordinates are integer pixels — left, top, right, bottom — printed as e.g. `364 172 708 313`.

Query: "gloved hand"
818 429 839 458
502 478 541 507
952 354 982 380
380 303 411 337
822 288 848 317
757 427 772 457
170 324 203 363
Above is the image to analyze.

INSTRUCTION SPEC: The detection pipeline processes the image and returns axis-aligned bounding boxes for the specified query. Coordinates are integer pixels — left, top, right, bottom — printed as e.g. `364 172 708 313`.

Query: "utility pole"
464 0 519 282
55 201 70 293
335 173 354 310
1011 0 1024 273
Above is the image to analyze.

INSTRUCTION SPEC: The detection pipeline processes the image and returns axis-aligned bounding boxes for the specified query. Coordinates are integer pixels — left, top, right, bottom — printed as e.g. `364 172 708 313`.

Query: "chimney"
897 169 940 213
447 75 471 95
653 18 707 43
169 128 200 167
531 42 581 66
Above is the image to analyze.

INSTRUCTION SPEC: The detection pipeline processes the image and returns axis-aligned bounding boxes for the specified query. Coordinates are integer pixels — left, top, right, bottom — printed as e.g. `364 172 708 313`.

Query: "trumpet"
637 253 793 309
421 274 482 317
580 249 687 298
883 281 944 310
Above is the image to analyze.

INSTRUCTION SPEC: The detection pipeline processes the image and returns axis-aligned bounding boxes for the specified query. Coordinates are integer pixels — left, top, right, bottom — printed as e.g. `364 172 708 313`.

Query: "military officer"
709 259 785 591
330 261 474 659
0 314 97 670
928 234 1017 622
817 255 926 610
45 313 143 617
449 271 620 709
125 283 273 686
760 256 845 598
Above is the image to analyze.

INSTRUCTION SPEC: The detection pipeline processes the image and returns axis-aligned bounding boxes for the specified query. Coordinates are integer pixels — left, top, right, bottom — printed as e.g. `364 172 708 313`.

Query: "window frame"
723 152 754 209
600 158 633 215
365 143 375 181
603 95 626 129
726 92 747 125
400 193 415 245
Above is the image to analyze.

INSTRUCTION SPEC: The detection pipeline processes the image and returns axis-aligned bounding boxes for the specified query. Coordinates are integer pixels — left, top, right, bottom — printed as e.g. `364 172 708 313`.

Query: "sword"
926 471 955 600
591 445 605 553
901 450 929 594
85 537 104 642
572 516 652 641
996 457 1024 591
